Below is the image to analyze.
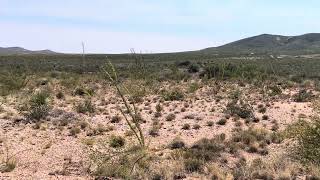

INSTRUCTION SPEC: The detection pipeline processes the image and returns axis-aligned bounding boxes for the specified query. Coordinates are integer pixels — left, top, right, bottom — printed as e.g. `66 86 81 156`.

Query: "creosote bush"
0 71 28 96
286 119 320 165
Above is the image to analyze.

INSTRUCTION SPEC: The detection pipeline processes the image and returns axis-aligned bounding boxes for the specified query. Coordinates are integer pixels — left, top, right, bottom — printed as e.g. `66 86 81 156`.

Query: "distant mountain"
202 33 320 55
0 47 57 55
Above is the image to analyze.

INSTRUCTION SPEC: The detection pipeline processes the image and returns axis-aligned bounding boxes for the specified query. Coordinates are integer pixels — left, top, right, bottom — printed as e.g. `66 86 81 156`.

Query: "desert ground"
0 59 320 180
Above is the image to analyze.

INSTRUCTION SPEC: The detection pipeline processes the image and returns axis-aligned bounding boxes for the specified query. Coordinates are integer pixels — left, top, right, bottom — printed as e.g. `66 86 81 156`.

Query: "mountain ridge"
202 33 320 55
0 47 57 55
2 33 320 55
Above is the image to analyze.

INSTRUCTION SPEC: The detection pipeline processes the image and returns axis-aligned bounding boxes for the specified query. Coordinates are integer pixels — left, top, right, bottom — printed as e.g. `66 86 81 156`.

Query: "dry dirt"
0 81 318 179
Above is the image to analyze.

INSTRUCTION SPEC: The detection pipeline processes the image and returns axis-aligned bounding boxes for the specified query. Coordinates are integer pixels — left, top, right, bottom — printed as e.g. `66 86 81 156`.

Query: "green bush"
0 71 28 96
30 91 50 107
25 91 51 121
288 119 320 165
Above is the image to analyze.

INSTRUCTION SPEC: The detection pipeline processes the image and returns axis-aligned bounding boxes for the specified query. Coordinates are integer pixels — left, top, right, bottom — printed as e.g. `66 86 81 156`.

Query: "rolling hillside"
202 33 320 55
0 47 57 55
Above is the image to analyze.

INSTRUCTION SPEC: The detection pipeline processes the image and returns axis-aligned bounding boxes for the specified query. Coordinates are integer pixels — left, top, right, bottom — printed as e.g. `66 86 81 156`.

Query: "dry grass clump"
217 118 227 125
172 136 226 173
231 128 281 155
165 113 176 121
182 123 190 130
206 121 214 127
109 135 126 148
232 153 317 179
168 138 185 150
162 89 184 101
110 115 121 123
293 89 314 102
75 99 95 114
90 144 150 179
225 100 254 119
23 90 51 122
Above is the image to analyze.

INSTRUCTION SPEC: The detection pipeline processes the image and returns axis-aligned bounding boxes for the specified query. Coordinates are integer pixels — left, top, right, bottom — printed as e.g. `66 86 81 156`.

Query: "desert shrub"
168 138 185 149
162 89 184 101
148 125 160 137
287 119 320 165
207 121 214 127
188 82 200 93
200 63 262 80
187 63 200 73
217 119 227 125
183 138 225 162
90 145 149 179
73 86 95 96
231 128 271 154
0 71 28 96
262 115 269 120
165 113 176 121
111 115 121 123
232 128 268 144
0 154 16 173
258 106 267 113
109 135 126 148
162 67 191 81
30 90 50 107
293 89 314 102
175 60 191 67
56 91 65 99
155 103 162 112
154 111 161 118
230 90 242 100
27 105 50 121
182 124 191 130
193 124 201 130
126 81 148 103
69 127 81 136
225 100 254 119
79 121 88 129
25 91 51 121
268 85 282 96
184 159 203 173
75 99 95 113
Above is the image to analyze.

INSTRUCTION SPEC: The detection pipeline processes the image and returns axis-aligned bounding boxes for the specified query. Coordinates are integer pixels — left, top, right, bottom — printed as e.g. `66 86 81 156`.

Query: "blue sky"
0 0 320 53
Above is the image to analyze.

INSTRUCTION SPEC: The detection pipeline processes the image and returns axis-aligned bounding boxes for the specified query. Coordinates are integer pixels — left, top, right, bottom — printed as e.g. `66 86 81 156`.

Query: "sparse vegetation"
1 44 320 179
